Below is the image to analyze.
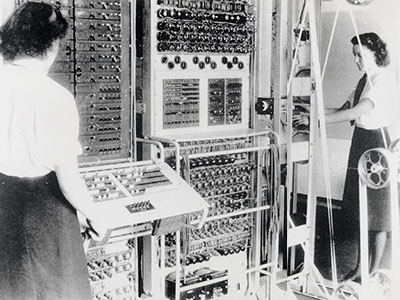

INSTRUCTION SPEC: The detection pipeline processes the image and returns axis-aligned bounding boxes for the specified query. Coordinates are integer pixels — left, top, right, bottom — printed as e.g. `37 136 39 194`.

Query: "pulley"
368 269 392 299
389 138 400 182
346 0 374 6
357 148 395 189
333 281 363 300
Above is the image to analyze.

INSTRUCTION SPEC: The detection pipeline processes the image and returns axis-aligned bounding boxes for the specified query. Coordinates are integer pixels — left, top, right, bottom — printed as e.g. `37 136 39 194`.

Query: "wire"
297 0 307 29
287 0 308 91
306 0 339 288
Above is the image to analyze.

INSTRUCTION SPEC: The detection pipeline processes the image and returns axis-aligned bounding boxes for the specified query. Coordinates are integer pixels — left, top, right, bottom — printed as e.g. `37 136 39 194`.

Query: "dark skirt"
0 171 91 300
341 127 391 232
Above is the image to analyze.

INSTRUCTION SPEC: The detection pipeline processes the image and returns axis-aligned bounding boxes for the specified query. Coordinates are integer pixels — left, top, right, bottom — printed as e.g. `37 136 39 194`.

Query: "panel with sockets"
74 0 130 162
208 78 243 126
162 78 200 129
86 240 136 300
164 151 256 269
155 0 255 55
27 0 131 163
138 1 254 137
149 133 275 300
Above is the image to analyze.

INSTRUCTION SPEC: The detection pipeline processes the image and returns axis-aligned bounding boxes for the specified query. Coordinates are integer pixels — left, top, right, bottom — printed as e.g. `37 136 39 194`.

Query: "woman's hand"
86 218 109 241
84 207 114 241
55 162 113 242
293 113 310 127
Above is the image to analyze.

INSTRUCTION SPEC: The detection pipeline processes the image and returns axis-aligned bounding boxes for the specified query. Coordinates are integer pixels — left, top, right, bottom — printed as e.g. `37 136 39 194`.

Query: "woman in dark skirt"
295 32 398 281
0 3 108 299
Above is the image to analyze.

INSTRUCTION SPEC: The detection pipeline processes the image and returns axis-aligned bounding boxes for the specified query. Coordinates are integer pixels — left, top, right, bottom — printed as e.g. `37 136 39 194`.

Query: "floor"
289 197 392 299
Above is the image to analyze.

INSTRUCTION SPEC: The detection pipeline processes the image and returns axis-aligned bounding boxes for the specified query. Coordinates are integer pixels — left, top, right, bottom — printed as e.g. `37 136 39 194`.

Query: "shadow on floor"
292 197 392 282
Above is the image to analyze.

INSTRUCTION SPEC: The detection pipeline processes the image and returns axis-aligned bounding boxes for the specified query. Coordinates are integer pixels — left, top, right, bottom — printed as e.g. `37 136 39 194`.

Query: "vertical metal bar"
251 148 262 291
389 157 400 298
130 0 137 161
358 180 369 286
174 230 181 300
289 163 299 274
160 234 166 299
270 0 283 135
301 0 318 292
119 0 133 160
285 0 296 281
133 237 139 300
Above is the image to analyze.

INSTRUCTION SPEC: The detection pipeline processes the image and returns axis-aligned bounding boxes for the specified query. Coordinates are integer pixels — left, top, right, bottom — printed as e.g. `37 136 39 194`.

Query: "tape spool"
357 148 395 189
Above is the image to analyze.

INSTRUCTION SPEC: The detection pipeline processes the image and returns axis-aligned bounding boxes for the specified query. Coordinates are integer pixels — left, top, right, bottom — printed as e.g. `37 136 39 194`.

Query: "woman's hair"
0 2 68 61
351 32 390 67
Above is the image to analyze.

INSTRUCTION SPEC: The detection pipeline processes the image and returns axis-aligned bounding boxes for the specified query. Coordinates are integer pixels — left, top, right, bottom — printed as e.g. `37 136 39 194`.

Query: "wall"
297 0 400 200
1 0 15 25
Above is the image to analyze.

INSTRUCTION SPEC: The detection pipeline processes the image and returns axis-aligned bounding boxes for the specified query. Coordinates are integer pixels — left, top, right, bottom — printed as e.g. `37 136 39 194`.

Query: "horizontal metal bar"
186 146 271 159
178 275 229 292
204 205 270 222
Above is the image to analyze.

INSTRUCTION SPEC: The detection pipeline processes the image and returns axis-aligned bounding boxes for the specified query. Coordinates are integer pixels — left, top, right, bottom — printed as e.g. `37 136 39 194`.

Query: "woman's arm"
325 98 374 124
293 98 373 126
54 159 110 241
325 100 351 114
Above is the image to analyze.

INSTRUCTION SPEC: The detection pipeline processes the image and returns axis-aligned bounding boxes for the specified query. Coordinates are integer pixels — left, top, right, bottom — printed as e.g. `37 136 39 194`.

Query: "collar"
7 58 49 74
366 67 384 80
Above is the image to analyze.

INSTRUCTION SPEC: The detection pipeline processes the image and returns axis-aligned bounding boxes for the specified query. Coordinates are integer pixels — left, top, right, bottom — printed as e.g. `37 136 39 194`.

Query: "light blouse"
0 59 82 177
353 69 399 130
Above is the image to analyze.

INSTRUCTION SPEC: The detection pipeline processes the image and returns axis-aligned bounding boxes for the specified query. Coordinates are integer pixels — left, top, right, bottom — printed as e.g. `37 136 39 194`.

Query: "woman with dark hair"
0 3 108 299
294 32 399 281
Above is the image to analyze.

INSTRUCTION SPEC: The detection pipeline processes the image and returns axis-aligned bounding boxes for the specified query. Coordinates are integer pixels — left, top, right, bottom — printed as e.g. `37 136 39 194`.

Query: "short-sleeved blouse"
354 69 399 130
0 59 82 177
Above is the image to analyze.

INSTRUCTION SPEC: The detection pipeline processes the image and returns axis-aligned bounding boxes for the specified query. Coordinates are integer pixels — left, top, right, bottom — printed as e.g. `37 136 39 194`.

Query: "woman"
0 3 108 299
295 32 398 281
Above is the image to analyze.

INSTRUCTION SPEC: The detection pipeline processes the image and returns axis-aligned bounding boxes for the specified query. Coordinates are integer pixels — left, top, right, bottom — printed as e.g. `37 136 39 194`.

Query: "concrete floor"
288 197 394 300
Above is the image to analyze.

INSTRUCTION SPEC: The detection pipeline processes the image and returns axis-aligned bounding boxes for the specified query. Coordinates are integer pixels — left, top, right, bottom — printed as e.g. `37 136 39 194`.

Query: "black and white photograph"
0 0 399 299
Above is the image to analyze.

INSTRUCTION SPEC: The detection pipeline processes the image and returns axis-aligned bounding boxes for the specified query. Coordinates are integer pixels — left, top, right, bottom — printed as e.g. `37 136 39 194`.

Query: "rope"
288 217 333 299
287 1 308 90
306 0 338 287
349 11 373 88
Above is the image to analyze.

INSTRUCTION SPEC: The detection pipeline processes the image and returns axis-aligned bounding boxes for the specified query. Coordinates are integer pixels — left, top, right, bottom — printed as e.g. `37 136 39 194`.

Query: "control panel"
80 160 209 227
80 159 209 300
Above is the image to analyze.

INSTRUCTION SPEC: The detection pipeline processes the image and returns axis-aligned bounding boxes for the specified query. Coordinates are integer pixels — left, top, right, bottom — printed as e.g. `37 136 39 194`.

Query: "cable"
287 0 308 91
307 0 339 288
